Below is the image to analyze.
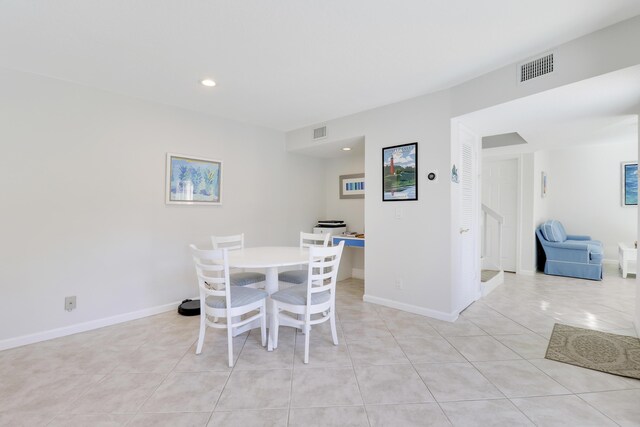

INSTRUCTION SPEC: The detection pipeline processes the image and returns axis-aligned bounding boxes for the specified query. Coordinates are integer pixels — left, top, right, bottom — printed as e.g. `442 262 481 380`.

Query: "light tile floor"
1 267 639 426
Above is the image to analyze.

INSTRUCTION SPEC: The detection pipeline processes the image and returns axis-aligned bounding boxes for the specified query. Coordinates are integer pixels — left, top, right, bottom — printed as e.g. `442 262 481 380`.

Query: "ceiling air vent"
312 125 327 141
519 53 554 83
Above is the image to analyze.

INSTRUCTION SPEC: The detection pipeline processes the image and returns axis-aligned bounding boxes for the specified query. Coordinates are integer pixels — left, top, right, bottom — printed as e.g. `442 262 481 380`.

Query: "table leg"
265 267 278 351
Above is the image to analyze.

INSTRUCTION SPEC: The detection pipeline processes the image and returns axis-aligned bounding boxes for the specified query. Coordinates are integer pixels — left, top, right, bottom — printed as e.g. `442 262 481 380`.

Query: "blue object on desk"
332 236 365 248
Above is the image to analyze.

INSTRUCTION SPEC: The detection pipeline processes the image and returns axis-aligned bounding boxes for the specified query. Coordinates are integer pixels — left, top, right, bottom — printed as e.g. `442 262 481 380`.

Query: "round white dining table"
226 246 309 350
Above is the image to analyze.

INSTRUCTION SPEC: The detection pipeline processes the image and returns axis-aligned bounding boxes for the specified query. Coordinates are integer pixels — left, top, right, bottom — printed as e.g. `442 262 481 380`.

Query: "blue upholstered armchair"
536 220 603 281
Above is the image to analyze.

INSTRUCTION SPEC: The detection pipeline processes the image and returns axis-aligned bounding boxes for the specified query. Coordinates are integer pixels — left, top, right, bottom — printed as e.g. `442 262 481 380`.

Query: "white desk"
227 246 309 349
618 243 637 278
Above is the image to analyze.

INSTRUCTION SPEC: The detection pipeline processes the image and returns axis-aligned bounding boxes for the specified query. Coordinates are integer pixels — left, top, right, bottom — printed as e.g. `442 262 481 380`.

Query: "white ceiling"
458 65 640 156
1 1 640 131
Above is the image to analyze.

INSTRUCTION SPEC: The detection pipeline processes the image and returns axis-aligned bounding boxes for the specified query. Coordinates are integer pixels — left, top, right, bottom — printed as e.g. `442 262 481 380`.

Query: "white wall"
288 16 640 320
324 148 365 277
289 92 454 319
533 141 637 262
0 68 326 346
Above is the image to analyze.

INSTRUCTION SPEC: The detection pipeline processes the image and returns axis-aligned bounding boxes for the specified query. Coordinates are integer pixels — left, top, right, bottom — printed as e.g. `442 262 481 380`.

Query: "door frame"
481 153 523 275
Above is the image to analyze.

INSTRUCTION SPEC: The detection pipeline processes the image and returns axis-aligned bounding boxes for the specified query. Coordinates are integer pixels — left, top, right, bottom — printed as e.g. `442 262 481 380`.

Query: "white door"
458 125 481 309
482 159 518 272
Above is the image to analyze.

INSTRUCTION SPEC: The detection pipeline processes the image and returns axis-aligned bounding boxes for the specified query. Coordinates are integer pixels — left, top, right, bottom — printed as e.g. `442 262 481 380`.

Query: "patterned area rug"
545 323 640 380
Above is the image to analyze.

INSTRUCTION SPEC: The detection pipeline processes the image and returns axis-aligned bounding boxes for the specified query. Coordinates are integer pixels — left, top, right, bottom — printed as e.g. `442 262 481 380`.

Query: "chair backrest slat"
211 233 245 251
300 232 330 248
190 244 231 304
305 242 344 304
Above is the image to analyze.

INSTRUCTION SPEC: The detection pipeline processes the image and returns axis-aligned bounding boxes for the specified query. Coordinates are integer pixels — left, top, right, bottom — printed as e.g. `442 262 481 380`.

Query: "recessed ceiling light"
200 79 216 87
342 147 352 151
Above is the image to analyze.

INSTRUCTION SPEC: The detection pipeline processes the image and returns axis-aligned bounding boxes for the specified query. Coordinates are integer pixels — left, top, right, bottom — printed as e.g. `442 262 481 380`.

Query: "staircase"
481 203 504 296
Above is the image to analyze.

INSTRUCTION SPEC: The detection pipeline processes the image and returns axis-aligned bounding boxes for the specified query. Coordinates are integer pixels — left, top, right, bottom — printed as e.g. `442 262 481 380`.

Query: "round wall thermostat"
427 172 437 181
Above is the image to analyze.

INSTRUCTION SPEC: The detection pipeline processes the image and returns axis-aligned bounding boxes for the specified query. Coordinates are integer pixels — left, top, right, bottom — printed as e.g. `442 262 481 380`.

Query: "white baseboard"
352 268 365 280
363 294 458 322
0 300 181 351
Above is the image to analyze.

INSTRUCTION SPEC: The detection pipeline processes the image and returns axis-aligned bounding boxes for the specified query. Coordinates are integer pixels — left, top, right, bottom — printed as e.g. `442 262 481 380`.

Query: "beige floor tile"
414 362 503 402
128 412 211 427
235 343 294 370
340 320 394 341
291 367 362 407
493 333 549 359
530 358 640 393
396 336 466 364
112 344 188 374
0 373 103 413
469 315 532 335
0 413 56 426
446 336 521 362
355 364 434 404
71 373 165 414
473 360 570 398
288 406 369 427
140 371 228 413
512 395 617 426
346 337 410 366
208 409 288 427
216 369 291 411
293 340 352 368
48 413 134 427
366 403 451 427
428 319 487 337
578 389 640 426
383 317 440 338
440 399 533 426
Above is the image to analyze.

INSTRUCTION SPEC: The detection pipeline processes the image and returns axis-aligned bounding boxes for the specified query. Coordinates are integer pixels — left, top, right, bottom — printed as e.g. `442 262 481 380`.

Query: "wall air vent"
312 125 327 141
519 53 554 83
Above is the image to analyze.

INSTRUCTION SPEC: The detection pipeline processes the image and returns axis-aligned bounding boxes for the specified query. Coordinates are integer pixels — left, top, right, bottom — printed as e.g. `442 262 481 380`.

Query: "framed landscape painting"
382 142 418 201
166 153 222 205
622 161 638 207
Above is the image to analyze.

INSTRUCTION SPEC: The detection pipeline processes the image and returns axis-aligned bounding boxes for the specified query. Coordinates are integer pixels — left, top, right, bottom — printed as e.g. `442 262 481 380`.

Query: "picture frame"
541 171 547 198
621 161 638 207
165 153 222 205
382 142 418 201
339 173 365 199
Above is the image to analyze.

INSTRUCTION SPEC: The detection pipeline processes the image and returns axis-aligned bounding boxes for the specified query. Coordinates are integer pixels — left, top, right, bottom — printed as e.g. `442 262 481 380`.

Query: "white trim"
352 268 365 280
0 300 181 351
363 294 458 322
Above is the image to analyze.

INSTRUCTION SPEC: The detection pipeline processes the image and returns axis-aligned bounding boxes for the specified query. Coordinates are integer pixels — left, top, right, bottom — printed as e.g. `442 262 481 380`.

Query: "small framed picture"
339 173 365 199
382 142 418 201
166 153 222 205
541 171 547 198
621 162 638 207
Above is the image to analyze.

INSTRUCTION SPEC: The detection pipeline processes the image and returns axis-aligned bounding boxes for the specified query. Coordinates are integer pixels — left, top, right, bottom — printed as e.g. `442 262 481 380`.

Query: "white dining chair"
212 233 266 288
278 232 330 285
270 241 344 363
190 244 267 367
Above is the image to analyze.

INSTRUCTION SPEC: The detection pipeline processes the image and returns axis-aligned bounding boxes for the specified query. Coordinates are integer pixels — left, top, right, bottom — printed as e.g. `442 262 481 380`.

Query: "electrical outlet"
394 279 403 290
65 296 76 312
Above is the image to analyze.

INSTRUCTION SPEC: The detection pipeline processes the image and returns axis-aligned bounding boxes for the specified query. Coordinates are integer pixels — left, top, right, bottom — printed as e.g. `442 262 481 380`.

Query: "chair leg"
272 306 279 350
227 321 234 368
260 301 267 347
304 313 311 364
330 311 339 346
196 313 206 355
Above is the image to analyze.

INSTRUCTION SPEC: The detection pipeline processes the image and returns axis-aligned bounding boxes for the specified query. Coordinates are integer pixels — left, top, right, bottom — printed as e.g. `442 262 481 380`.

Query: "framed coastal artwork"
621 162 638 207
166 153 222 205
382 142 418 201
339 173 365 199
